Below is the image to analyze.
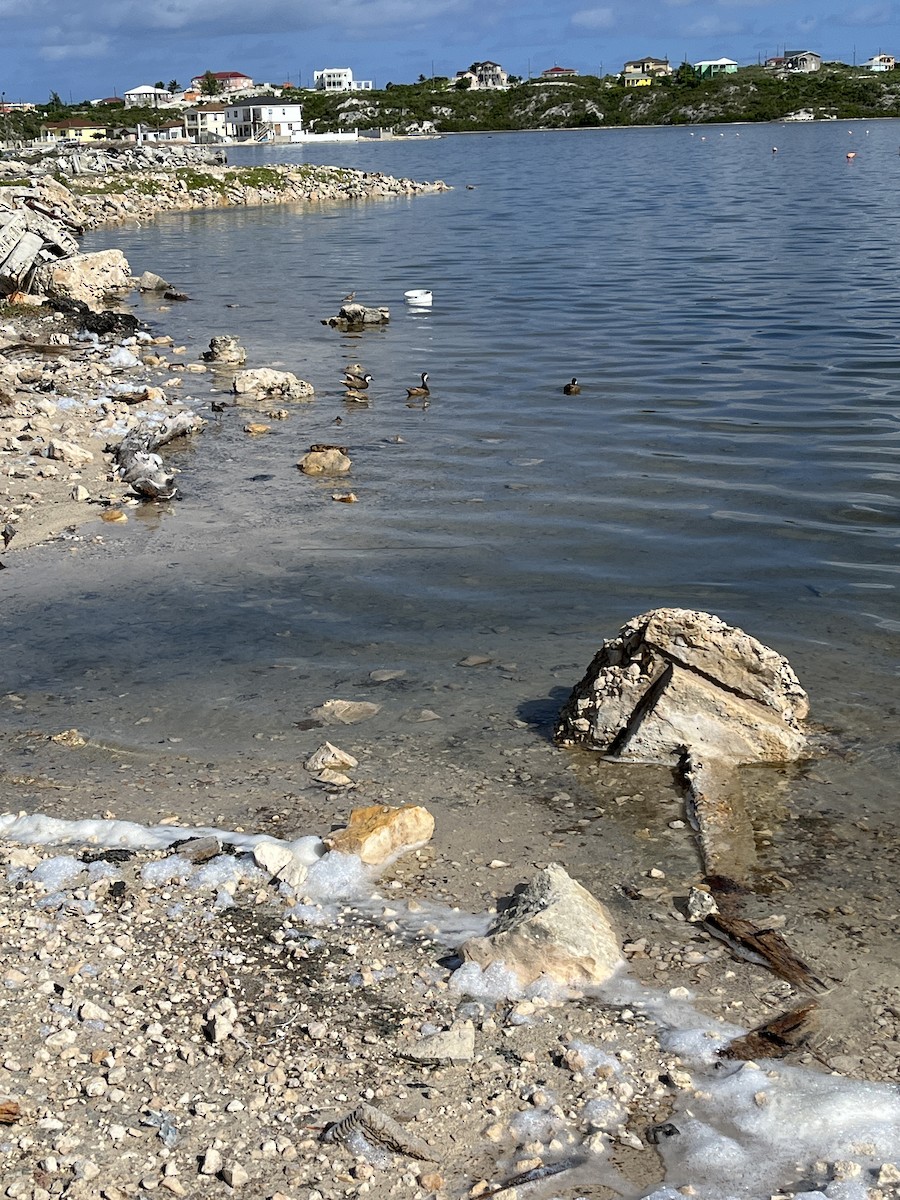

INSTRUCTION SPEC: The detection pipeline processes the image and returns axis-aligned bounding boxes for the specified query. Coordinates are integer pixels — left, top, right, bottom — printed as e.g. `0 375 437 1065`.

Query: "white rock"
461 863 621 989
252 842 309 892
304 741 359 772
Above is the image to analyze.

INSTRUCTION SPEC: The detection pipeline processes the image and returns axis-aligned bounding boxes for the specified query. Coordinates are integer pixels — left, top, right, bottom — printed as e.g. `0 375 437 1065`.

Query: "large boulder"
555 608 808 765
32 250 131 311
232 368 313 400
460 864 621 989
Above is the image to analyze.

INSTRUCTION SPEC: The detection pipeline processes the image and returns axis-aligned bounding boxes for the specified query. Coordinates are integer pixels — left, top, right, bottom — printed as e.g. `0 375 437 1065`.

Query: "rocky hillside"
294 65 900 134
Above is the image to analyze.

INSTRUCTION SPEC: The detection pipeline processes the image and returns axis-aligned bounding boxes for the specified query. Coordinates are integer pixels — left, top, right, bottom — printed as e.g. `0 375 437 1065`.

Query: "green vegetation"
4 62 900 156
290 63 900 133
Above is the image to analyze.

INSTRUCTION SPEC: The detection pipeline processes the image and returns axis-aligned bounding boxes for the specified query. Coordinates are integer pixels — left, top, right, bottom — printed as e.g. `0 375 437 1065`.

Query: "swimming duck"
563 378 580 395
406 372 430 398
342 372 373 389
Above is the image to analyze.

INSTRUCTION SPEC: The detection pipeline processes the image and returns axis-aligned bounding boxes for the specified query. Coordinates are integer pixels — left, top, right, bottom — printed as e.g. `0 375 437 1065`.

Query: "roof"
542 65 577 73
125 85 170 94
42 118 111 129
195 71 253 80
225 95 303 106
694 58 738 66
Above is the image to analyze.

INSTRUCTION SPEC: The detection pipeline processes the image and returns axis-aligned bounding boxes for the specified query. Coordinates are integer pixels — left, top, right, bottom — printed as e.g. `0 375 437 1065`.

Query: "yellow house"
622 56 672 87
40 118 114 143
623 74 653 87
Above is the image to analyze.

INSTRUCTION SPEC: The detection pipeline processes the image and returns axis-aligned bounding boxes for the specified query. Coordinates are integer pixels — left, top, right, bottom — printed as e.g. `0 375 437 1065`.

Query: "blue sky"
0 0 896 102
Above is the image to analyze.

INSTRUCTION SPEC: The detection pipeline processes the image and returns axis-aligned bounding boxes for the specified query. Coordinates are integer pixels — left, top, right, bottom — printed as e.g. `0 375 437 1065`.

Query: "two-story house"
183 103 228 143
224 97 304 141
313 69 373 93
622 56 672 86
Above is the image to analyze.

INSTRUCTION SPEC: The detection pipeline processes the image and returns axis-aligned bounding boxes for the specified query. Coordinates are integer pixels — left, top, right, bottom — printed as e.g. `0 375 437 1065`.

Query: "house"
541 65 578 79
693 58 739 78
764 56 787 71
784 50 821 72
191 71 254 94
224 97 304 141
183 103 228 143
313 69 373 92
124 85 174 109
40 118 114 143
864 53 895 72
91 96 124 107
622 59 672 87
453 61 509 89
132 121 184 142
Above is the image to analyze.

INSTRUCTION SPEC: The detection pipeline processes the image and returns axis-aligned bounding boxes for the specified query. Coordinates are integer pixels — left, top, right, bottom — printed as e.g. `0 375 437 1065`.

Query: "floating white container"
404 289 433 306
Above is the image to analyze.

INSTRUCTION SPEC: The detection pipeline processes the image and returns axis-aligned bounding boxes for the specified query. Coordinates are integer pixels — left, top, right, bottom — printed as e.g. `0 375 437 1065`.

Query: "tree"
47 90 65 112
168 79 180 92
154 81 165 90
200 71 221 96
455 76 472 90
418 73 426 83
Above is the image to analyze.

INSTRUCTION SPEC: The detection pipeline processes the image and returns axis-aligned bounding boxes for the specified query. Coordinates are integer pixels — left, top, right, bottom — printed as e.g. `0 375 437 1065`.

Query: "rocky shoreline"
2 147 899 1200
0 144 448 553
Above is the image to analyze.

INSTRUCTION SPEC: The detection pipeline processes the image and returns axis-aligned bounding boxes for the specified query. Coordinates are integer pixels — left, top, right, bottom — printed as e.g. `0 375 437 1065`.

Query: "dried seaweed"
322 1103 435 1161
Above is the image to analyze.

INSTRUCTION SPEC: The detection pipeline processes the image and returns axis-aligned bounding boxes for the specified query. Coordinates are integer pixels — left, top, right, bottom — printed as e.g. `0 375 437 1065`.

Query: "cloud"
571 6 615 30
4 0 471 41
831 1 893 25
40 36 111 61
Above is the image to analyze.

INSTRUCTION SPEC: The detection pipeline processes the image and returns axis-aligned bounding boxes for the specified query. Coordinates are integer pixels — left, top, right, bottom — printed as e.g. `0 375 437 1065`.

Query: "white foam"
30 855 86 890
0 811 325 862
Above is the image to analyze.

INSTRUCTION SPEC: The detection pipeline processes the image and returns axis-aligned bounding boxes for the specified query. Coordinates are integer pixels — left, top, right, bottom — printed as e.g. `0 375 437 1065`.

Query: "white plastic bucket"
404 289 433 306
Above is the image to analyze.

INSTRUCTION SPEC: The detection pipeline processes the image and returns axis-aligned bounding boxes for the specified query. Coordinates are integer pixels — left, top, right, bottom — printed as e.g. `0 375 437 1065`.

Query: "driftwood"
0 1100 21 1124
719 1000 820 1060
700 900 829 994
114 410 205 500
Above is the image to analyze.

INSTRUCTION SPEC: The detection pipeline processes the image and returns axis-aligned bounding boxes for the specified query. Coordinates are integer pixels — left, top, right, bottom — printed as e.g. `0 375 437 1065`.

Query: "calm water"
3 123 900 822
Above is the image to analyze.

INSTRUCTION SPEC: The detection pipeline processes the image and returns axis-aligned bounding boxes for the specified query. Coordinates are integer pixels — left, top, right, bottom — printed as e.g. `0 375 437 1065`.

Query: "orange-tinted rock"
327 804 435 865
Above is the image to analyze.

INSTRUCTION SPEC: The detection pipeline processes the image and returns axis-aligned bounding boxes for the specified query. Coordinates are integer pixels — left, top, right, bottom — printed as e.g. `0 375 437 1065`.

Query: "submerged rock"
202 335 246 365
232 367 313 400
298 447 351 476
555 607 808 765
460 863 621 989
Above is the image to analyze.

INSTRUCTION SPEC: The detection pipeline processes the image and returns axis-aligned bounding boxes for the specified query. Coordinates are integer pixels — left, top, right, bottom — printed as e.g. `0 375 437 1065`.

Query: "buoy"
404 289 432 307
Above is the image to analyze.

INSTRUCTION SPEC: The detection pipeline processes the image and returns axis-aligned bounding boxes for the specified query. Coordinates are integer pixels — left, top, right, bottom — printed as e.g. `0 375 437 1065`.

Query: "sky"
0 0 897 103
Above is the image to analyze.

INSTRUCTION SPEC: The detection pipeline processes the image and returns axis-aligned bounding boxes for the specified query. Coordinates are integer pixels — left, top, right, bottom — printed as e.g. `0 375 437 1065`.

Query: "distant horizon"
1 0 896 105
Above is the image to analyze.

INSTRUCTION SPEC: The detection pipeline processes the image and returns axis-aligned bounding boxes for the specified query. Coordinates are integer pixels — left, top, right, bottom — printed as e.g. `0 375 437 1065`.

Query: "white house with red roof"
190 71 254 94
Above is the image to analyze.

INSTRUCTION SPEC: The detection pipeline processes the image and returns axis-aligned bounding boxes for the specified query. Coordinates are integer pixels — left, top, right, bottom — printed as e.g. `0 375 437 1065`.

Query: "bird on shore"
342 291 357 304
563 378 581 395
406 372 430 398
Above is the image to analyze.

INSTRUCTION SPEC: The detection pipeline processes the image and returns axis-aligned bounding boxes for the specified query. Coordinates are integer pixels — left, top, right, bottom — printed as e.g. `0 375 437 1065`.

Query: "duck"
342 372 373 390
406 372 430 398
343 389 370 403
562 377 581 395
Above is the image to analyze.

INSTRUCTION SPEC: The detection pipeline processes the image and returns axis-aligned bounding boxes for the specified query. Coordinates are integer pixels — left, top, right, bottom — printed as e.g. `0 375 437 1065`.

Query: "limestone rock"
47 439 93 466
305 742 359 772
406 1020 476 1064
252 842 309 892
309 699 380 725
33 250 132 311
298 447 351 476
555 608 808 765
232 368 313 400
205 996 238 1043
326 803 435 865
137 271 170 292
202 335 246 365
460 863 621 989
